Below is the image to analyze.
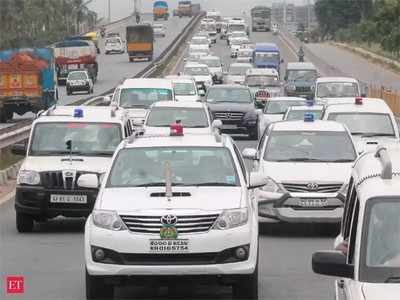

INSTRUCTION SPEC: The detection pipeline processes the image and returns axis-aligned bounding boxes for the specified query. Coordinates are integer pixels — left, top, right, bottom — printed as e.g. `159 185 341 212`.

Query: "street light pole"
108 0 111 22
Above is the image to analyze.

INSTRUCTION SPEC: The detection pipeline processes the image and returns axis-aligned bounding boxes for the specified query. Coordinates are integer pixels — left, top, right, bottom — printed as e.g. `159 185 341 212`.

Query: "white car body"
188 44 210 56
225 62 253 85
112 78 175 126
323 98 400 153
283 105 325 121
194 32 212 46
153 23 166 37
105 37 124 54
199 56 223 84
315 77 362 103
165 75 201 102
230 37 250 58
143 101 213 135
184 51 208 64
245 68 282 101
237 48 254 63
182 62 213 90
313 147 400 300
244 120 356 223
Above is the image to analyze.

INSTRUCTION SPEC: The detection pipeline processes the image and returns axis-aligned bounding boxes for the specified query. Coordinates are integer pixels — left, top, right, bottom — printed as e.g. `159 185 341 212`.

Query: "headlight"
92 210 127 231
17 170 41 185
213 208 248 230
261 177 282 193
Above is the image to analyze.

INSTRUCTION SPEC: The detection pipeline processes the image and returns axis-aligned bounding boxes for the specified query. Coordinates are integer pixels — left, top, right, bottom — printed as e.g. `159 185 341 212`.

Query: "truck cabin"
253 43 282 71
126 25 154 61
153 1 169 20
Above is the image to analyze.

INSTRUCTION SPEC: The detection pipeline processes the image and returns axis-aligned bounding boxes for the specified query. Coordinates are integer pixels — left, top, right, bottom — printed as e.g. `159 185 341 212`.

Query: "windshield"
119 88 173 108
173 82 196 96
285 109 323 121
30 122 122 156
207 88 252 103
229 65 251 76
105 38 120 44
287 70 317 82
254 52 279 64
107 147 239 187
68 72 87 80
184 66 209 76
246 75 279 87
264 131 357 162
327 113 395 136
229 24 245 32
317 82 359 98
264 100 305 114
146 107 208 128
200 58 221 68
361 199 400 283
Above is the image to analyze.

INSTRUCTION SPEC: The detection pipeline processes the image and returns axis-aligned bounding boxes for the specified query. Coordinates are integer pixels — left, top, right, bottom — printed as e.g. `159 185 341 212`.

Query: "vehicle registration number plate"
149 239 190 253
298 198 328 208
222 124 237 130
50 194 87 204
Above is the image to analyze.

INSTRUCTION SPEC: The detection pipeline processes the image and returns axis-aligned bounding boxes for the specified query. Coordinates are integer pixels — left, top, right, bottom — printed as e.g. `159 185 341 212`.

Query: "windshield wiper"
135 182 165 187
188 125 208 128
193 182 237 186
361 133 395 138
275 158 324 162
325 159 355 162
385 276 400 283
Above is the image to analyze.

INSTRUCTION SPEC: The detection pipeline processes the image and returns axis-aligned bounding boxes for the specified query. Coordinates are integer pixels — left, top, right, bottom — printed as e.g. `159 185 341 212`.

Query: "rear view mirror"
77 174 99 189
242 148 258 160
312 251 354 279
11 143 27 156
248 172 268 189
103 96 111 105
211 119 222 131
198 89 206 96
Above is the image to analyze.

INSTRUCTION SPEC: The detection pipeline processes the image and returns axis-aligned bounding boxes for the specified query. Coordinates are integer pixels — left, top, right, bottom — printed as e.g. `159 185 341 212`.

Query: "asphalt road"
0 31 337 300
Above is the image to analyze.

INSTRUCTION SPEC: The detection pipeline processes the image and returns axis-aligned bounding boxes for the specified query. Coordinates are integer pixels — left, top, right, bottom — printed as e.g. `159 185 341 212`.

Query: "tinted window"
146 107 208 128
264 100 305 114
317 82 359 98
207 88 252 103
119 88 173 108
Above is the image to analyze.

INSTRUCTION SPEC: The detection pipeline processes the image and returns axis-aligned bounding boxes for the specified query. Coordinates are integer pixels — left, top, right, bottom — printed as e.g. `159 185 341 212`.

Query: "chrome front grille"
282 183 343 193
213 112 244 121
120 214 220 234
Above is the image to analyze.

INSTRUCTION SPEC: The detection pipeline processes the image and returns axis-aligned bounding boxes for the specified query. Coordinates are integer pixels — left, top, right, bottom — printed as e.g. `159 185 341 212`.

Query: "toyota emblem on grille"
160 214 178 227
307 183 319 191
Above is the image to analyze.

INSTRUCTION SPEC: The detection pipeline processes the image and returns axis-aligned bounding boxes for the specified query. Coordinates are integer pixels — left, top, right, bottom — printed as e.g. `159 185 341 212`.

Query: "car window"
264 100 305 114
119 88 173 108
206 88 252 103
146 107 209 128
317 82 359 98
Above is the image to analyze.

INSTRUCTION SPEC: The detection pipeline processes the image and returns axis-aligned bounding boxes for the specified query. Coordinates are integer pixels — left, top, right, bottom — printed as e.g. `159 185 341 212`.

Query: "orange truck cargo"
126 25 154 62
153 1 169 20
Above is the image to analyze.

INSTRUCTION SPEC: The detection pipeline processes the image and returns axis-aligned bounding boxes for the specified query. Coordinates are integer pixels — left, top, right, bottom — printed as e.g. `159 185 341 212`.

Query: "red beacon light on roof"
355 96 363 105
170 120 184 136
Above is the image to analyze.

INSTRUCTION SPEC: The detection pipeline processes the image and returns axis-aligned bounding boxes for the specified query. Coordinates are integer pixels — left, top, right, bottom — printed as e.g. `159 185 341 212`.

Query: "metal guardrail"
0 13 203 150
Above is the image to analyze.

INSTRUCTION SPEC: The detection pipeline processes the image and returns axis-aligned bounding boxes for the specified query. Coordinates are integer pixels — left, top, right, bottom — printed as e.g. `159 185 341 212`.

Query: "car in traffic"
184 51 208 64
182 62 213 93
253 43 283 72
236 48 254 63
230 37 250 58
206 84 260 139
153 23 166 37
323 97 400 153
165 75 202 101
189 36 210 52
104 36 125 54
66 70 94 95
110 78 175 127
199 20 218 44
283 103 325 121
258 97 307 134
142 101 217 135
315 77 363 102
194 31 212 46
284 62 318 100
227 31 248 46
243 116 357 223
83 128 264 300
199 55 223 84
225 62 253 85
313 146 400 300
12 106 132 232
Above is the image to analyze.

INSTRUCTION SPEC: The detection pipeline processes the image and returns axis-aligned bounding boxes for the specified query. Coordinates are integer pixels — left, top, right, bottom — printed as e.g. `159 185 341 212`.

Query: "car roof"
352 147 400 201
200 55 220 60
316 77 359 83
268 97 307 102
230 62 253 67
288 105 325 111
184 62 208 68
165 75 195 83
120 78 173 89
286 62 317 70
255 43 279 51
324 98 392 114
208 84 249 90
246 68 278 76
151 101 205 108
272 120 347 132
36 106 127 124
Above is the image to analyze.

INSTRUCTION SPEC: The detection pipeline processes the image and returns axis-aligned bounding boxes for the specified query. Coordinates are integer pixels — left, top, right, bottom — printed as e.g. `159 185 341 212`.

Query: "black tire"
16 213 34 233
86 269 114 300
232 264 258 300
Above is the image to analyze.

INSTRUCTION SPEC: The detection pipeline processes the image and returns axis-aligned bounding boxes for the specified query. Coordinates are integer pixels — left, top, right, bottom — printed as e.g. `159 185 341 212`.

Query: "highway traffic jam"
2 3 400 300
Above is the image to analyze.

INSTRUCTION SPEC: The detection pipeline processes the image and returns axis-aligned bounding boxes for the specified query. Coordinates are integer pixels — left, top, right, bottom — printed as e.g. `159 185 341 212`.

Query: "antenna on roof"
374 147 392 180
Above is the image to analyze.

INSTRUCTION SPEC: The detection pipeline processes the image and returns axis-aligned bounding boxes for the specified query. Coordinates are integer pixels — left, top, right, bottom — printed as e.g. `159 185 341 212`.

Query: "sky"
88 0 312 21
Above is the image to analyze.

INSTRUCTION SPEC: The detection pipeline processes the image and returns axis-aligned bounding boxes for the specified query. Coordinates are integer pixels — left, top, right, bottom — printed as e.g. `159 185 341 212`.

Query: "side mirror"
198 89 206 96
11 143 27 156
312 251 354 279
77 174 99 189
248 172 268 189
242 148 258 160
103 96 111 105
211 119 222 131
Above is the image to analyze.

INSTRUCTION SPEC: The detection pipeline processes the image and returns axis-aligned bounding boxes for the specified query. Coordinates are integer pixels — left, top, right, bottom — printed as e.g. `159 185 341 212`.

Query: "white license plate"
222 124 237 130
50 194 87 204
149 239 190 253
298 199 328 208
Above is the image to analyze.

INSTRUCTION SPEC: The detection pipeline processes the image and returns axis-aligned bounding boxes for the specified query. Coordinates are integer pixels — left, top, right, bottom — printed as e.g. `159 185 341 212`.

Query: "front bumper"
258 190 344 223
15 185 98 219
85 215 257 276
67 84 89 92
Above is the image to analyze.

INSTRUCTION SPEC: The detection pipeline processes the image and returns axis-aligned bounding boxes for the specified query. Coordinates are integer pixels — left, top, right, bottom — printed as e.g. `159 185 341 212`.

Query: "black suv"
206 84 259 139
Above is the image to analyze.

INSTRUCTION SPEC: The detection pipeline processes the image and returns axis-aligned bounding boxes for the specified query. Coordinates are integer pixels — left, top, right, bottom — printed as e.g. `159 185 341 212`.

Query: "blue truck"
253 43 284 73
0 48 57 122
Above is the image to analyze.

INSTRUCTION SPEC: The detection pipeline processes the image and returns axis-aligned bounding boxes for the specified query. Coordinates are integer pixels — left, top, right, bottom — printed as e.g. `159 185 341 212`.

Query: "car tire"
86 269 114 300
232 263 258 300
16 213 34 233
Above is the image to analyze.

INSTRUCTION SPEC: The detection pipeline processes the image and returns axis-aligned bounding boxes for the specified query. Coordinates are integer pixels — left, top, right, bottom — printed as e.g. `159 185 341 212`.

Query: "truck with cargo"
53 40 98 85
251 6 272 31
126 25 154 62
191 3 201 15
153 1 169 20
0 48 57 122
178 1 192 17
